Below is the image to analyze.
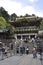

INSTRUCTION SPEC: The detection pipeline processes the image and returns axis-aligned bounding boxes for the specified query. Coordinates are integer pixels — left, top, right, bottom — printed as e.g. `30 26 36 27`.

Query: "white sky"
29 0 38 3
0 0 43 17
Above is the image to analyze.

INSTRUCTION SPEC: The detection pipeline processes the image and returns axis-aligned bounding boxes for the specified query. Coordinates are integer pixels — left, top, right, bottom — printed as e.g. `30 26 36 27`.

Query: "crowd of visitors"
0 41 14 60
0 40 43 60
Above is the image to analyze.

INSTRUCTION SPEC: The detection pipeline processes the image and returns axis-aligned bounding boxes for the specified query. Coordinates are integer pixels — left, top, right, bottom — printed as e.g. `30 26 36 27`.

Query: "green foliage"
0 17 7 29
40 20 43 30
24 14 31 17
0 7 9 21
0 16 14 35
6 23 15 34
32 14 36 16
10 13 18 21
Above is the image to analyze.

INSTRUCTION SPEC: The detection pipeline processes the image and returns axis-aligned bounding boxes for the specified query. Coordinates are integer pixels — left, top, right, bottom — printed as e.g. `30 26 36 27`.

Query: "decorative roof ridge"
16 16 37 20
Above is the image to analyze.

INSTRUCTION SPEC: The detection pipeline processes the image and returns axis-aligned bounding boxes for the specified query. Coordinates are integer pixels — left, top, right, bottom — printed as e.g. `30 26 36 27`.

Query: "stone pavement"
0 54 43 65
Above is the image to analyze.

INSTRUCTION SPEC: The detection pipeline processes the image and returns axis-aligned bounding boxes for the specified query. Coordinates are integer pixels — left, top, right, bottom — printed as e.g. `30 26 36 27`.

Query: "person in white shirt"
26 47 29 54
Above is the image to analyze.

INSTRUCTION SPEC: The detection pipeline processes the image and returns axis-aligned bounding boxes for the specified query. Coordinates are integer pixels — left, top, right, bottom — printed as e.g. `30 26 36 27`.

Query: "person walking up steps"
26 47 29 55
38 46 42 60
33 47 38 58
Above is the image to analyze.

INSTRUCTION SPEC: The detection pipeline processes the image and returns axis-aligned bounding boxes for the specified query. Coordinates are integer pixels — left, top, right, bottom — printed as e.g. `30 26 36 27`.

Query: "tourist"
1 45 5 60
9 42 14 56
20 47 23 55
38 46 42 60
4 45 8 58
26 47 29 55
23 47 25 54
33 47 37 58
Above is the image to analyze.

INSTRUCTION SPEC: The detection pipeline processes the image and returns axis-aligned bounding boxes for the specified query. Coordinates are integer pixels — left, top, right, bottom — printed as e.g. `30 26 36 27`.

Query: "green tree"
0 7 9 21
24 14 31 17
10 13 18 21
0 16 14 36
0 17 8 29
40 19 43 30
32 14 36 16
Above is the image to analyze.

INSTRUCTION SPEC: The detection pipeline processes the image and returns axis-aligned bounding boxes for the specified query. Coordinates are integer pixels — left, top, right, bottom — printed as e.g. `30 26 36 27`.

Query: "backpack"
35 47 38 52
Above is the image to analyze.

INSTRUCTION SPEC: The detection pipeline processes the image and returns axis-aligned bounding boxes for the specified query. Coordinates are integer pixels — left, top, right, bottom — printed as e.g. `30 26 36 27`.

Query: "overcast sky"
0 0 43 17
